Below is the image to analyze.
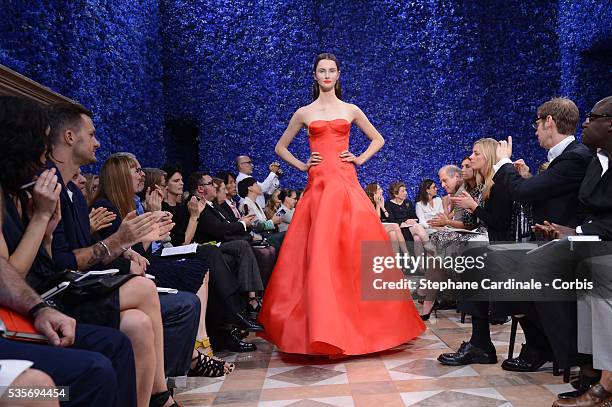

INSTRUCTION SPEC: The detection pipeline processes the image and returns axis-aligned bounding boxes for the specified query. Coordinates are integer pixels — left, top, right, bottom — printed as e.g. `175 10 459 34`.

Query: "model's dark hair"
417 178 436 204
47 102 93 147
312 53 342 101
0 96 49 193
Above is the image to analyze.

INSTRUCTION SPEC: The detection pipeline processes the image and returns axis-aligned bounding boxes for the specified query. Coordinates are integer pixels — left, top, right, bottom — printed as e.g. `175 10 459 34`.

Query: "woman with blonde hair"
438 138 514 367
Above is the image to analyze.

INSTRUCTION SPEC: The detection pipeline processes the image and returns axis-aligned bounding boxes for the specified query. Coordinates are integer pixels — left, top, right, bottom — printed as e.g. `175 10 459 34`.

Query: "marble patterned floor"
175 308 574 407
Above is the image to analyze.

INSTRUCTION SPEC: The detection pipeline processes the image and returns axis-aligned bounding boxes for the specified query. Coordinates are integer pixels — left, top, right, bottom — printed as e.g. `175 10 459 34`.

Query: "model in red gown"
258 118 426 356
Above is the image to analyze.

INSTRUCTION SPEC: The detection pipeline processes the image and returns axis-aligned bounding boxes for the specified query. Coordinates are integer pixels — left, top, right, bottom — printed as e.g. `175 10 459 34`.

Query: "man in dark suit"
533 96 612 407
491 97 593 375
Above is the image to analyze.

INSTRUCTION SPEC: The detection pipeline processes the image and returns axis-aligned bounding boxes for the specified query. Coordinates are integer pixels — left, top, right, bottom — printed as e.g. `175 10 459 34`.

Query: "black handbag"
35 270 135 300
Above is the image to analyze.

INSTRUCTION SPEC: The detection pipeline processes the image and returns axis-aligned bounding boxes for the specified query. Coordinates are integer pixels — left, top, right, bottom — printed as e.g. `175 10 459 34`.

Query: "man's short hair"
47 102 93 146
439 165 461 178
187 171 209 194
537 97 579 136
237 177 257 198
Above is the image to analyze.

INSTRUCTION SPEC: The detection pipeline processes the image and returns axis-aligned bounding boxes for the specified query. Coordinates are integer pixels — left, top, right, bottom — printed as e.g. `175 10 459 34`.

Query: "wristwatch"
28 300 53 318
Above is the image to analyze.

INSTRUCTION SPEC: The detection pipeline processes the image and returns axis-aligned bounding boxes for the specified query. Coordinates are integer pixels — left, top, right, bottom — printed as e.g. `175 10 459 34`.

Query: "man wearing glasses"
235 155 281 208
480 99 592 374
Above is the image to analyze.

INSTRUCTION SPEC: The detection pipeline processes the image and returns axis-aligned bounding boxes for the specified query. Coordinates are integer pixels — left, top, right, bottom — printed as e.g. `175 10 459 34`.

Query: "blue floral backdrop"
1 0 610 197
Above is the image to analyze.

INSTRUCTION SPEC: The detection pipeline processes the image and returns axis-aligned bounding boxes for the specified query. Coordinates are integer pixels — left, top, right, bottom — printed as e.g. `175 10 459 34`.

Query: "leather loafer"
558 372 601 399
552 383 612 407
233 312 264 332
223 328 256 352
438 341 497 366
501 344 550 372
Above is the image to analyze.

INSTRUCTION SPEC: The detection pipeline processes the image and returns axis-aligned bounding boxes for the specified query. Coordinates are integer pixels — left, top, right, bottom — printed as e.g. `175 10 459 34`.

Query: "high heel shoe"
420 301 438 321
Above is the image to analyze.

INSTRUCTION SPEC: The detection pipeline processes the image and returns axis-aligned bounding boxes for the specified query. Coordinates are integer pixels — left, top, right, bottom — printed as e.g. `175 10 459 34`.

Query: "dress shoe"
222 328 256 352
233 312 264 332
438 341 497 366
501 344 550 372
552 383 612 406
558 372 601 399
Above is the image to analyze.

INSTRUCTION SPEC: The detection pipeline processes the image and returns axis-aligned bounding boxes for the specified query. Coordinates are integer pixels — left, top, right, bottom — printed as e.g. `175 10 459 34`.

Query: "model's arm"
349 105 385 165
275 108 311 172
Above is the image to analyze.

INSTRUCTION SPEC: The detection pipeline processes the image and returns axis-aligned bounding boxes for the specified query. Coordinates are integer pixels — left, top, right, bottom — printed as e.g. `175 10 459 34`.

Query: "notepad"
526 235 601 254
0 308 47 343
160 243 198 257
443 227 484 234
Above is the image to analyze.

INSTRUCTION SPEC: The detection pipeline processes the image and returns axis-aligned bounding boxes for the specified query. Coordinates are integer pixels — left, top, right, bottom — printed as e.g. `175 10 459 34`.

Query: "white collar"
597 149 609 176
547 136 575 163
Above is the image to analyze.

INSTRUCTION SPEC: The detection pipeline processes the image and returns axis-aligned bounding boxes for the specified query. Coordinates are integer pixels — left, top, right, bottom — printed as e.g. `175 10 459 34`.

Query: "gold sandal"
194 337 214 358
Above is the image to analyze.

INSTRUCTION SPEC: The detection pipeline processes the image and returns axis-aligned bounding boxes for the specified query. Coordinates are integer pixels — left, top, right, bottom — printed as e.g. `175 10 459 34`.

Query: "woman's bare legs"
119 308 155 407
193 274 232 373
384 223 409 254
120 277 173 406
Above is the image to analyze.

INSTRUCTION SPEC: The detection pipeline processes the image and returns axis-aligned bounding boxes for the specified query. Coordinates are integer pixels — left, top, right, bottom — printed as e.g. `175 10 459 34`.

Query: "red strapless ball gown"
258 119 425 356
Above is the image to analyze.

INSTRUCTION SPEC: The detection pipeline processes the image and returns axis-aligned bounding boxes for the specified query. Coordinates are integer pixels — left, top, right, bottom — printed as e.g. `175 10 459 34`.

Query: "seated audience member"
72 168 87 192
429 165 468 229
365 183 409 256
83 173 99 204
141 168 167 211
385 181 430 245
415 178 444 232
162 167 263 350
185 172 265 310
215 171 241 219
461 156 477 192
0 95 138 406
530 96 612 407
438 138 513 367
489 97 594 388
91 153 233 376
276 188 297 233
235 155 281 208
213 177 276 288
75 170 116 234
46 102 198 405
264 189 281 220
237 177 284 250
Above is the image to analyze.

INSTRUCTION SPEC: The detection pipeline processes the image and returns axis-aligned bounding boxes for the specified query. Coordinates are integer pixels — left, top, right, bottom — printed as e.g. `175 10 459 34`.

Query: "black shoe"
247 297 262 320
501 344 550 372
222 328 256 352
558 371 601 399
233 312 264 332
438 341 497 366
420 301 438 321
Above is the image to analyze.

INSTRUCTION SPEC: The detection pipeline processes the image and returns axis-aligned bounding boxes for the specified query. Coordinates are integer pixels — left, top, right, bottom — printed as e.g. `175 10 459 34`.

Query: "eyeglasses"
585 112 612 122
134 167 144 174
239 161 253 165
531 116 545 129
200 181 213 186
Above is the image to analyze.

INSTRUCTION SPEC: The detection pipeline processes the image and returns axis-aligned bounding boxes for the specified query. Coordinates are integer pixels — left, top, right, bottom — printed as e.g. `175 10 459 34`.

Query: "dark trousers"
160 291 200 377
0 323 136 407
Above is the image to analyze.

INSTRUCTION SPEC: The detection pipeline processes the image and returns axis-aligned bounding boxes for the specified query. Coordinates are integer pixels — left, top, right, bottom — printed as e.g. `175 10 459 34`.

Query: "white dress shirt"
277 203 294 232
415 197 444 229
493 136 576 174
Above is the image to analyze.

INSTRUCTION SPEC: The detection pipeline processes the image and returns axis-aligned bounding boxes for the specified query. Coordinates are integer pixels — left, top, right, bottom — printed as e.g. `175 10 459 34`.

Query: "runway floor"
175 307 574 406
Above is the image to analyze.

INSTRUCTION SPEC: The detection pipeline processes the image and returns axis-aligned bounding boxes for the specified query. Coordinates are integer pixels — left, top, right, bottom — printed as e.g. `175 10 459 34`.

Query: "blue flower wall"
1 0 610 196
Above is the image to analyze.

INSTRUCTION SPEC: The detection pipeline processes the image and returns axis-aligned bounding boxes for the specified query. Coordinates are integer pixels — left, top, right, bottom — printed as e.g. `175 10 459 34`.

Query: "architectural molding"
0 64 79 105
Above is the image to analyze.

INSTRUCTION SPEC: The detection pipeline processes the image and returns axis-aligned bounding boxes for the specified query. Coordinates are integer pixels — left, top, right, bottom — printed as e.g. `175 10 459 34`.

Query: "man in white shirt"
235 155 281 208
